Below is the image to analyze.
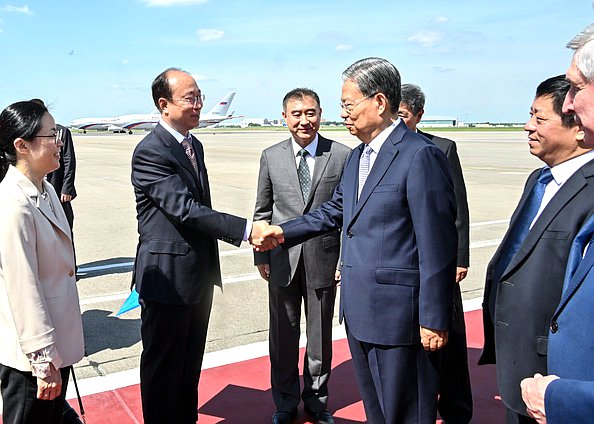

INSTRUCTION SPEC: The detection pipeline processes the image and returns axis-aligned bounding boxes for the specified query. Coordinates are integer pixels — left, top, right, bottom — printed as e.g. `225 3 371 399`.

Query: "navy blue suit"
281 121 457 423
545 215 594 423
131 123 246 423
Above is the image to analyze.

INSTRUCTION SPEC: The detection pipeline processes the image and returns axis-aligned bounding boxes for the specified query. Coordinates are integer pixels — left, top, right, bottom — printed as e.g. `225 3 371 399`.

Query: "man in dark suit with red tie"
131 68 267 424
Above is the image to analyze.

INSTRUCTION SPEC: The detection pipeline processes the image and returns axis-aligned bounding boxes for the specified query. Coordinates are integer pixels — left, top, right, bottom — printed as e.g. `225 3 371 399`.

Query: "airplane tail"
204 92 235 117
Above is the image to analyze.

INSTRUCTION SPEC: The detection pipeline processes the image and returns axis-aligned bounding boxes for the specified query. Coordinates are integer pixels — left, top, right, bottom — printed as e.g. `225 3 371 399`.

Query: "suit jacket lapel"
508 172 587 272
158 125 198 183
12 172 71 240
349 125 402 225
190 135 211 204
556 246 594 315
280 139 304 205
307 136 332 209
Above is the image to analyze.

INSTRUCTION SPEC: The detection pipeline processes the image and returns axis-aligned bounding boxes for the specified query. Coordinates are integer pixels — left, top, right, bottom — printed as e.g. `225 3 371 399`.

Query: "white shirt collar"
549 150 594 185
291 134 319 158
159 119 189 144
366 120 398 153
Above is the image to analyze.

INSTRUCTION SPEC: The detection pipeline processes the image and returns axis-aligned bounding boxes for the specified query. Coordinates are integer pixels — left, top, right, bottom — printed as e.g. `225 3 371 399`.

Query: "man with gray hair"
256 57 458 423
520 23 594 423
399 84 472 424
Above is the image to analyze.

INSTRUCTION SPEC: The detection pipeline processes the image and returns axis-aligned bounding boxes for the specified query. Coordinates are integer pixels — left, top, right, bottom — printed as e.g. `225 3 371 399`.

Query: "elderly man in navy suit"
131 68 268 424
257 57 457 424
521 23 594 424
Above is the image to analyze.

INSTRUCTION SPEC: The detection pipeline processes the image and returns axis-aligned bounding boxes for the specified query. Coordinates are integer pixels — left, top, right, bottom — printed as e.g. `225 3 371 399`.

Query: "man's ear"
376 93 388 115
416 108 425 125
159 98 169 115
576 128 585 142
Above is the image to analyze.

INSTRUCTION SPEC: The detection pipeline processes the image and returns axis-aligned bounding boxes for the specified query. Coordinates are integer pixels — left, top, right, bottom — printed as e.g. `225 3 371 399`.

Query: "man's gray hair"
568 23 594 82
342 57 401 114
400 84 425 115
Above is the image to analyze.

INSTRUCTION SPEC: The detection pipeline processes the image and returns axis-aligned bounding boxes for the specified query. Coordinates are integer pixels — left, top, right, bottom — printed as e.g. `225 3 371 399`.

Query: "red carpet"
0 309 504 423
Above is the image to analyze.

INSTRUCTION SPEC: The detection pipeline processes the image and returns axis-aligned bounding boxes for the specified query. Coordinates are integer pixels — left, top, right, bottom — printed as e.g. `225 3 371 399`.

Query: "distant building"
418 115 458 128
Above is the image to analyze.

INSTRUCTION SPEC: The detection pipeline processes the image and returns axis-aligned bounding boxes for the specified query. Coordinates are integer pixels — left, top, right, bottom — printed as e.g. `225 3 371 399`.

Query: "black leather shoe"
272 410 296 424
305 407 334 424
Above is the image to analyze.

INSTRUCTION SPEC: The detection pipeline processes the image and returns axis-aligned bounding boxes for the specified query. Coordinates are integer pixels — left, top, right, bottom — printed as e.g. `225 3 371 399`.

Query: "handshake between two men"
247 221 448 352
248 221 284 252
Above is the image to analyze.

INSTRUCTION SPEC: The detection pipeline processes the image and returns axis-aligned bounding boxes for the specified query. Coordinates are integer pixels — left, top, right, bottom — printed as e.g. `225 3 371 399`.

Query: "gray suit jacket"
253 135 351 288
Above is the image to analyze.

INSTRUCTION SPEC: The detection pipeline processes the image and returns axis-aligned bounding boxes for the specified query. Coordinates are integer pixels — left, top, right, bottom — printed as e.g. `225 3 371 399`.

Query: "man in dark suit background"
131 68 267 424
257 57 458 424
521 24 594 424
253 88 351 424
398 83 472 424
480 74 594 424
46 124 76 229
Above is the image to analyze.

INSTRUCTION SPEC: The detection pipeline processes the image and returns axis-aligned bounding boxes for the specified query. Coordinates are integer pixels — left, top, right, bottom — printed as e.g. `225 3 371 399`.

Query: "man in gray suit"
253 88 351 424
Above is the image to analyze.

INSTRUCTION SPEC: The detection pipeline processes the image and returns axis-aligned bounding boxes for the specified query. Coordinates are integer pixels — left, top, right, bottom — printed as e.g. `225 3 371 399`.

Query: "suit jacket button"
550 321 558 333
69 270 75 277
347 232 353 238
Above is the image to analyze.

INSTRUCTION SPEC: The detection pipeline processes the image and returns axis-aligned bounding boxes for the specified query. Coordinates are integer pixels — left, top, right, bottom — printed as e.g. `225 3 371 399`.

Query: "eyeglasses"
35 128 62 145
173 94 205 107
340 92 378 115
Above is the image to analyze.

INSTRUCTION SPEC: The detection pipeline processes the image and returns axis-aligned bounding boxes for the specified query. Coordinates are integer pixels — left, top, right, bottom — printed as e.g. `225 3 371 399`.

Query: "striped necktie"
358 145 373 199
181 135 200 179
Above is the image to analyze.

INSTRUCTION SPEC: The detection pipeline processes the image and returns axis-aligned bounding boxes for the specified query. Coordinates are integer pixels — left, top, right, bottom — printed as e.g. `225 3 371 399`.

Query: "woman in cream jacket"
0 101 84 423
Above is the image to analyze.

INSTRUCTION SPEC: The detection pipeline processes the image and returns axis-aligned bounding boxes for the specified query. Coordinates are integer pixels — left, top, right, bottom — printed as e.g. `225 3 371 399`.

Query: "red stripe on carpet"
0 309 504 423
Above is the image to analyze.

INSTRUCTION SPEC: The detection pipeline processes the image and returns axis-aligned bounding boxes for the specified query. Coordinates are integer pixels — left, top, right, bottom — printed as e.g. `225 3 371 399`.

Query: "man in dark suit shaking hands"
253 88 350 424
131 68 267 424
257 57 458 424
398 83 473 424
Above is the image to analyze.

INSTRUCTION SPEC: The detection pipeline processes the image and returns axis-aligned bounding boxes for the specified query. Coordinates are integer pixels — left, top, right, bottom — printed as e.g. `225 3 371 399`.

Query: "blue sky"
0 0 593 124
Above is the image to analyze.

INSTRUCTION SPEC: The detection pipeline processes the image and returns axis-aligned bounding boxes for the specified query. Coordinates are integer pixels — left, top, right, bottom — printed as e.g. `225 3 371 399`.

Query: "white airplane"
69 92 238 134
67 116 118 133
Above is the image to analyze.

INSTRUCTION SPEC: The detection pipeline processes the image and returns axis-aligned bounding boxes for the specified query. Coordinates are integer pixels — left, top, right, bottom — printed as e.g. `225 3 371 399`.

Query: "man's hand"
257 264 270 281
250 221 273 247
520 373 560 423
254 225 285 252
60 193 73 203
36 363 62 400
456 266 468 283
335 269 341 285
420 326 448 351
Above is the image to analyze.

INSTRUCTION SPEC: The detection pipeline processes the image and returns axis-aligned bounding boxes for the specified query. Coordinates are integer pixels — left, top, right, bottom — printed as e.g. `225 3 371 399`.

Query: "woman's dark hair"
0 101 48 180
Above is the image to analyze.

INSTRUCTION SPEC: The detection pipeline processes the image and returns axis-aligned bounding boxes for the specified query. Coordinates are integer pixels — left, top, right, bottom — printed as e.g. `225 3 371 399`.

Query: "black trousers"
0 364 70 424
437 283 473 423
139 287 214 424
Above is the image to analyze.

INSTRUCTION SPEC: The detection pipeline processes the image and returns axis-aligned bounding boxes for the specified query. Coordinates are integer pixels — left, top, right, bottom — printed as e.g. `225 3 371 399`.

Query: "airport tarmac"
67 127 539 381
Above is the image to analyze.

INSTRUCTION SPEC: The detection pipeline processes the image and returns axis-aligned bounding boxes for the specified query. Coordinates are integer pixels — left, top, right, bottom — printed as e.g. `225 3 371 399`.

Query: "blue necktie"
564 215 594 289
492 168 554 286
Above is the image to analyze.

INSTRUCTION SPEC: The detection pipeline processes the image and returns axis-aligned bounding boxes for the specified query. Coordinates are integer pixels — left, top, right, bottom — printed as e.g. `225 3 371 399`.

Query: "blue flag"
116 290 140 317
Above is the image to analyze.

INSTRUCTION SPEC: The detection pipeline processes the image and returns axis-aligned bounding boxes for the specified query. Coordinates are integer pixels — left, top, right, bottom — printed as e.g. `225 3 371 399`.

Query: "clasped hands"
249 221 284 251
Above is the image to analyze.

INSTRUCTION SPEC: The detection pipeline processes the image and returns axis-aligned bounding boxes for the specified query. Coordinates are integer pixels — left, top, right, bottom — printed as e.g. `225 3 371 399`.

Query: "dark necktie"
181 136 200 180
297 149 311 202
492 167 554 286
358 145 373 199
